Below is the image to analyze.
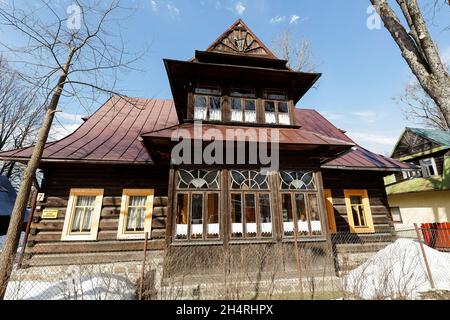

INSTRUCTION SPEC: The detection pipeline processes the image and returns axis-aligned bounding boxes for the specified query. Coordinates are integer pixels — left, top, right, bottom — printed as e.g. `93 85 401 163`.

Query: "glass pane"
209 97 222 121
295 194 309 235
231 194 243 238
194 95 207 109
191 194 204 239
176 194 189 240
259 194 272 237
282 194 294 236
231 98 242 110
264 101 275 112
207 194 220 239
308 194 322 235
278 102 289 113
195 86 220 95
81 207 93 232
245 194 257 238
265 89 286 100
245 100 256 111
350 196 362 205
71 207 84 232
126 196 146 232
231 88 255 98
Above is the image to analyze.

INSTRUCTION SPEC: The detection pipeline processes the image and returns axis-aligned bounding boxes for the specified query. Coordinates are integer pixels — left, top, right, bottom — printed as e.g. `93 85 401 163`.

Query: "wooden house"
0 20 411 267
386 127 450 230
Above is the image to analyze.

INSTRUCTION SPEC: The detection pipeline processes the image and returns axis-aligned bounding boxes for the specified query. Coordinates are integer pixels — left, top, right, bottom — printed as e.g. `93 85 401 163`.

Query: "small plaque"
42 209 58 219
37 193 45 202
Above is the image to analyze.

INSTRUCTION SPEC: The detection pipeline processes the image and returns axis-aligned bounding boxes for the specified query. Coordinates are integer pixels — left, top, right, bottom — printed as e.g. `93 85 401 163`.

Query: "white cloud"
215 1 222 10
234 2 246 15
270 16 286 24
289 14 300 25
347 131 397 146
350 110 385 124
167 3 180 16
150 0 158 12
56 111 84 124
321 111 345 121
50 123 82 141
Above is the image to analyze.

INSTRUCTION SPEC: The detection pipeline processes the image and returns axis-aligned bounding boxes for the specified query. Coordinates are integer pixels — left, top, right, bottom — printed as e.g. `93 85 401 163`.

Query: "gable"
391 129 441 160
205 19 276 58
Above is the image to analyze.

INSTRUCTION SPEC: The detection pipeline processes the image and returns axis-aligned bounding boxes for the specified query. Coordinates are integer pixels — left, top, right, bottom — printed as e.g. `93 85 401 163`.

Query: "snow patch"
344 239 450 299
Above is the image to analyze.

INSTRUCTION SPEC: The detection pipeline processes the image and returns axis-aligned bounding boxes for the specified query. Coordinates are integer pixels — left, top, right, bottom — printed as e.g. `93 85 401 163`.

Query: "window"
344 190 375 233
194 85 222 121
117 189 154 240
175 170 221 241
264 89 290 125
280 171 323 237
230 88 257 123
420 158 438 177
61 189 104 241
323 189 337 234
229 170 273 239
390 207 403 223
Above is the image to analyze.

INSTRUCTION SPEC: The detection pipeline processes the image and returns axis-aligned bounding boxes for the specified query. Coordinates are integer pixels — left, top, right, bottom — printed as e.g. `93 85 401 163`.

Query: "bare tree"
0 0 144 298
370 0 450 130
0 55 45 185
271 28 317 73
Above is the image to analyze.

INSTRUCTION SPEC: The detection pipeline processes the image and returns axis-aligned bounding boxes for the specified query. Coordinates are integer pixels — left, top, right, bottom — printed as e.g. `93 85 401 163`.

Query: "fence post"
293 223 304 300
139 232 149 300
414 223 435 290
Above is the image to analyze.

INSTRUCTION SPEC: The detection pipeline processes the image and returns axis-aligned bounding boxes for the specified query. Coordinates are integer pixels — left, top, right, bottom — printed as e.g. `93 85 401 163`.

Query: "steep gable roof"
205 19 277 59
408 128 450 148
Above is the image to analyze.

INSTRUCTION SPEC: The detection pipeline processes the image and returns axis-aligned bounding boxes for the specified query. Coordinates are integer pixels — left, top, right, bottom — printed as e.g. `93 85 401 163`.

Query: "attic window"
230 88 256 123
194 85 222 121
263 89 290 125
420 158 438 177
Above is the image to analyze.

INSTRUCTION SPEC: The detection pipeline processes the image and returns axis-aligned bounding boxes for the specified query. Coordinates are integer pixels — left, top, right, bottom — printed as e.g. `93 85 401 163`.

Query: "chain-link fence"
1 226 449 300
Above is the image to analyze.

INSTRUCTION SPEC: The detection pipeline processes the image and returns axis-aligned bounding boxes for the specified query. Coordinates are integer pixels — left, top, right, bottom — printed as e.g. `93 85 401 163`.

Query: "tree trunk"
0 48 74 299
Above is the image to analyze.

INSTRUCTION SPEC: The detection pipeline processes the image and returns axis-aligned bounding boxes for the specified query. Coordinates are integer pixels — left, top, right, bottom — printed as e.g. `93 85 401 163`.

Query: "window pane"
126 196 146 232
190 194 204 239
259 194 272 237
308 194 322 235
71 196 96 233
176 194 189 240
194 96 207 120
231 98 242 110
207 194 220 239
350 196 366 227
295 194 309 235
209 96 222 121
195 86 220 95
245 194 257 238
278 102 289 113
264 101 275 112
71 207 84 232
231 98 243 122
231 88 255 98
282 194 294 236
245 100 256 111
231 194 243 238
265 89 286 100
391 207 402 223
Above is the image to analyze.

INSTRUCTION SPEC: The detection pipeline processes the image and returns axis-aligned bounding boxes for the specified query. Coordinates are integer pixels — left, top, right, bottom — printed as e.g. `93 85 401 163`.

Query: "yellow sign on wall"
42 209 59 219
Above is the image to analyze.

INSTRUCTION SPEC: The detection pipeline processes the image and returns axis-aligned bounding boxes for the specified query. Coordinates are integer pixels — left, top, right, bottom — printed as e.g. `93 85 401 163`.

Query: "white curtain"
265 112 276 124
176 224 188 236
72 196 95 232
310 221 322 233
283 222 294 233
209 109 222 121
232 223 243 234
191 224 203 236
194 107 207 120
261 223 272 234
245 111 257 123
127 196 146 231
207 223 220 235
231 110 243 122
278 113 290 125
298 221 309 233
246 223 257 234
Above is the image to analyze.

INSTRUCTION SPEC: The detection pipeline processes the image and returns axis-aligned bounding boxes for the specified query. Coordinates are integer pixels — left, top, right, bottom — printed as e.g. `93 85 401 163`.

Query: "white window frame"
420 158 438 177
390 207 403 223
117 189 154 240
61 189 104 241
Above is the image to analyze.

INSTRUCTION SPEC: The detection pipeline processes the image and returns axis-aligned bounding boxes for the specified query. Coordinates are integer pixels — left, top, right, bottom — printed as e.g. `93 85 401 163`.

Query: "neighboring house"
0 20 410 268
0 175 17 235
386 127 450 230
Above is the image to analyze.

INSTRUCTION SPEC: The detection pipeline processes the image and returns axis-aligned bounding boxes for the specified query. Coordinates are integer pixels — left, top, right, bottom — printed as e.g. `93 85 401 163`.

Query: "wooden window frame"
280 191 322 238
420 157 438 177
230 88 257 124
61 189 104 241
173 191 222 242
193 94 223 121
324 189 337 234
117 189 154 240
263 89 290 125
229 191 273 240
344 189 375 234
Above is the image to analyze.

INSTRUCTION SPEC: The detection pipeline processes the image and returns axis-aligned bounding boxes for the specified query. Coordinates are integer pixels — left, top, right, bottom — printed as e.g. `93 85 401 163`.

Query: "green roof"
408 127 450 148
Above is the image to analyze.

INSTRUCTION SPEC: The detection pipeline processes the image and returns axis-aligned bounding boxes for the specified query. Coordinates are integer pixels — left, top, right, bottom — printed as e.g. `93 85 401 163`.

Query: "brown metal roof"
0 96 410 170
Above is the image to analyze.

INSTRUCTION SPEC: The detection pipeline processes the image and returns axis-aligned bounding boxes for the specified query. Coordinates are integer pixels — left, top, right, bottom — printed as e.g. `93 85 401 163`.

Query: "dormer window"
264 89 290 125
230 88 256 123
194 85 222 121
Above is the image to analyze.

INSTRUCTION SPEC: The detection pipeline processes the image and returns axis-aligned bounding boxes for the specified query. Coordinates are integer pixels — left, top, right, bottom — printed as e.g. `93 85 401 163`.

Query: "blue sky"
5 0 450 156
